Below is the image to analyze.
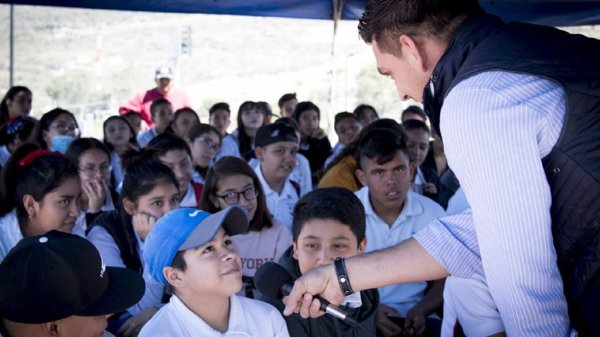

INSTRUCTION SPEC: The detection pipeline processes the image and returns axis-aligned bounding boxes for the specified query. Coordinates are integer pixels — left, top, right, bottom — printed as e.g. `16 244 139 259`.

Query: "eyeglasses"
48 123 80 136
80 164 112 177
216 187 258 205
195 136 220 152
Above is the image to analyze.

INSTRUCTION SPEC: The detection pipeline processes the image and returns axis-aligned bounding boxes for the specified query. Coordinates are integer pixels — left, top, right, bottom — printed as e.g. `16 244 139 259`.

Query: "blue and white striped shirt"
414 71 572 336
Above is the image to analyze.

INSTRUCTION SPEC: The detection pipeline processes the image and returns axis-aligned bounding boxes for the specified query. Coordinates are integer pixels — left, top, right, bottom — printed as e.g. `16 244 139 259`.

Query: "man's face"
335 117 362 145
356 150 413 214
54 315 107 337
406 129 430 167
256 141 298 182
155 77 172 94
159 149 194 197
151 103 173 130
372 40 429 102
209 109 231 135
281 98 298 118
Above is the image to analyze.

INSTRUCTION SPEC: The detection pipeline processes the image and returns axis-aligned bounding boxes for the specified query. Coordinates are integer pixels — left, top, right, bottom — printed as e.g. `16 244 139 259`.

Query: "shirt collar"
357 187 423 226
255 166 295 198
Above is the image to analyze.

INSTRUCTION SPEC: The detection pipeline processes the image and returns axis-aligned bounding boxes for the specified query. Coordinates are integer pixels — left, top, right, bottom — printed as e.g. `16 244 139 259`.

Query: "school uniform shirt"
87 223 164 316
355 188 447 316
0 145 10 168
139 294 290 337
110 151 125 187
442 274 505 337
180 182 199 208
231 219 292 277
215 129 241 161
0 209 86 262
136 127 157 148
249 154 312 197
324 142 344 170
254 166 299 232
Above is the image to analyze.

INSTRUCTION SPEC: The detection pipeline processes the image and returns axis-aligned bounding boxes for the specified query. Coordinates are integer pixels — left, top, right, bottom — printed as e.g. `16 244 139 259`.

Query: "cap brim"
180 206 248 251
78 267 145 317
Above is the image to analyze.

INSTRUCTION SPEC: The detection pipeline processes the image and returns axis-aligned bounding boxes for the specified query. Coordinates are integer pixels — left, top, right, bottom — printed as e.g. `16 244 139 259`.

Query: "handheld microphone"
254 262 357 325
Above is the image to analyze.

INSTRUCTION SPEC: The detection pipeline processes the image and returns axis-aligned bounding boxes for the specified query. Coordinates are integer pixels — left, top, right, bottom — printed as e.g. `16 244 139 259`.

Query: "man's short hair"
278 93 297 109
401 105 428 122
292 188 366 245
402 119 430 134
209 102 230 116
150 98 172 118
334 112 360 130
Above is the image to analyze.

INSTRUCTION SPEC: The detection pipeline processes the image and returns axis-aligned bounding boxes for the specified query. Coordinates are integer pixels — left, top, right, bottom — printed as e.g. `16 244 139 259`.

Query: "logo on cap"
189 210 201 217
271 130 280 137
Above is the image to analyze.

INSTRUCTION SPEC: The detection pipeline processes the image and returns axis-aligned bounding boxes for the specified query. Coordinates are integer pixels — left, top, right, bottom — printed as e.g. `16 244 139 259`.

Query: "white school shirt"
138 294 290 337
413 72 572 336
215 129 241 161
179 182 198 208
87 224 164 316
254 165 298 232
355 188 446 316
0 209 86 262
110 151 125 187
249 153 312 197
136 127 157 148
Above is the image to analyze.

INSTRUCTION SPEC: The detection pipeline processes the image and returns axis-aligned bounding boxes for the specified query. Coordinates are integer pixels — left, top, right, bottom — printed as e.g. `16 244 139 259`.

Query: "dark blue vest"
424 14 600 305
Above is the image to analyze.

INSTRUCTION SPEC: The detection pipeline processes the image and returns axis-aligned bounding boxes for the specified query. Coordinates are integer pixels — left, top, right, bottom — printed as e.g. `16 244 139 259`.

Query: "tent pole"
9 4 14 87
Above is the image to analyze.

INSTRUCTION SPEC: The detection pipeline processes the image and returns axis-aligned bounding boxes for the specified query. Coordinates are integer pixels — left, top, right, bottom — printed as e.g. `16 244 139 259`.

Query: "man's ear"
357 237 368 255
254 147 264 161
355 168 367 187
292 242 299 260
164 266 184 288
122 197 136 216
43 321 59 336
399 34 428 73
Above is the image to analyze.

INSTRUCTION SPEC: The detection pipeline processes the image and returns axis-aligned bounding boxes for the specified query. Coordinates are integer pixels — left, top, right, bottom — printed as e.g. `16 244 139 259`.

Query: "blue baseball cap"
143 207 248 285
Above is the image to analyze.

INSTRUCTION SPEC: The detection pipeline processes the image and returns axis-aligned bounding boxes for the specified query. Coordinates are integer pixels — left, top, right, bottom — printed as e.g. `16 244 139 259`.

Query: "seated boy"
253 123 301 231
268 187 378 337
324 112 363 169
137 98 173 148
140 206 289 337
354 128 447 337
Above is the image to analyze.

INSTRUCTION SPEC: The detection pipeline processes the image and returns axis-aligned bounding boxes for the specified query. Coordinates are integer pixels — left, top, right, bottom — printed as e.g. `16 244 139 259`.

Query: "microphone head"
254 262 294 301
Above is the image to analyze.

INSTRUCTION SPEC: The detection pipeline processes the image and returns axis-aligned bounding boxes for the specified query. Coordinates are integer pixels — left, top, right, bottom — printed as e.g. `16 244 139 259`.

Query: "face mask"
50 135 75 154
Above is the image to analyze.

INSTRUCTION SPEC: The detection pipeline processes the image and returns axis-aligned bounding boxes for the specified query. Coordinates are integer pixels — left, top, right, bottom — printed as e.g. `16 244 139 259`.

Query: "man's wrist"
334 257 354 296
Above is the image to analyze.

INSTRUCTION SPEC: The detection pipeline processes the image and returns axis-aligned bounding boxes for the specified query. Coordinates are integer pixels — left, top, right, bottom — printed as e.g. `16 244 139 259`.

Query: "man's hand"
403 307 426 336
117 307 158 337
282 263 343 318
377 304 403 337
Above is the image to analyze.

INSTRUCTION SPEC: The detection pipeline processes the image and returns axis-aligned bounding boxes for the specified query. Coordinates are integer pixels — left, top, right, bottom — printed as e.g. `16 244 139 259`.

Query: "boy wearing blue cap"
140 206 289 337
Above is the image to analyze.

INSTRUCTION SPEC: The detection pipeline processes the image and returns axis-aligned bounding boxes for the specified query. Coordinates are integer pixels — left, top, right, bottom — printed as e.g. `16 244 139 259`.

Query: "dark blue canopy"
1 0 599 26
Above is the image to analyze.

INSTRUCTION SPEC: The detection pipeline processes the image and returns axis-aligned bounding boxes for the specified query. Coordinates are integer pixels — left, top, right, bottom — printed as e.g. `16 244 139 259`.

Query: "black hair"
0 86 32 123
146 132 192 159
30 108 79 150
401 106 428 122
237 101 267 160
102 115 139 151
150 98 172 119
120 151 179 208
0 143 79 224
172 107 200 125
274 117 300 132
292 187 366 245
324 118 404 172
65 137 111 170
278 93 297 108
355 127 408 170
209 102 231 116
171 250 187 271
199 156 273 232
334 112 359 129
292 101 320 121
402 119 430 134
186 123 222 143
0 116 37 147
353 104 379 123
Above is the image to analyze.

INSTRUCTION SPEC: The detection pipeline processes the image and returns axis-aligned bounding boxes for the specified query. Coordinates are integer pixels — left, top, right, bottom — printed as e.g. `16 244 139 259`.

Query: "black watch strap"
334 257 354 296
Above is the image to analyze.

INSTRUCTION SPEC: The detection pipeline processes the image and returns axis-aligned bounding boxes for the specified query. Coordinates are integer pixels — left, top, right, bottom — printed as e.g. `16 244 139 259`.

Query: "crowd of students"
0 83 485 337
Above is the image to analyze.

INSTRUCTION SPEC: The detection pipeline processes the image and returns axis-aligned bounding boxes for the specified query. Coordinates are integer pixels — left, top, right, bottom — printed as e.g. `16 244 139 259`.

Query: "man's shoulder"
236 295 281 316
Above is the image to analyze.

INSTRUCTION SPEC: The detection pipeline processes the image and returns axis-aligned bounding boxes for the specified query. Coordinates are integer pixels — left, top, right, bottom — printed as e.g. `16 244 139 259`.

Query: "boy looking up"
253 123 301 231
141 206 289 337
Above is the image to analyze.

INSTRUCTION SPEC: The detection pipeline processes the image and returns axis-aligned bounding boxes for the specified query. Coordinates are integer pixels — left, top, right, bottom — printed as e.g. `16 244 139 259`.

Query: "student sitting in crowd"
208 102 231 137
146 133 202 208
170 107 200 140
87 154 181 336
103 115 140 187
31 108 80 154
267 187 378 337
0 86 32 129
324 112 363 170
122 110 143 136
217 101 267 162
0 230 144 337
253 123 301 231
292 101 331 185
353 104 379 126
65 138 119 227
354 129 446 337
278 93 298 118
0 144 83 261
319 118 404 192
402 119 442 205
137 98 174 148
186 123 222 184
200 156 292 298
140 207 290 337
400 105 427 124
0 116 36 168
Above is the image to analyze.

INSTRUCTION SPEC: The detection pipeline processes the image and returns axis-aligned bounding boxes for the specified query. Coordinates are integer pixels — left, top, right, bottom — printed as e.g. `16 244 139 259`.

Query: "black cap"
254 123 298 148
0 231 145 324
